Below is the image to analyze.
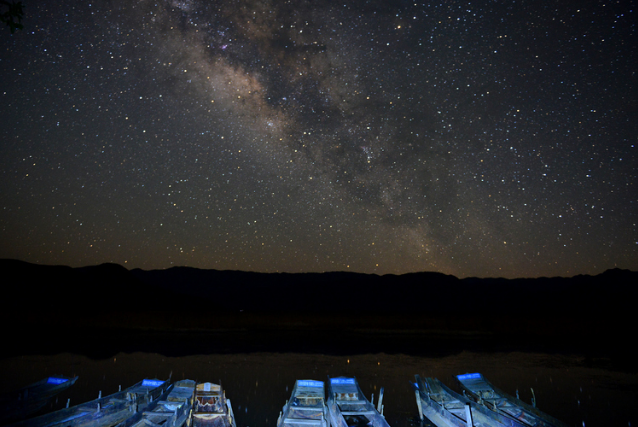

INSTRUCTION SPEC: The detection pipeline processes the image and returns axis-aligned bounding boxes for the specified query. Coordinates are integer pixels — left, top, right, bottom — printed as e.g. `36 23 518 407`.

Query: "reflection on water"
1 352 635 427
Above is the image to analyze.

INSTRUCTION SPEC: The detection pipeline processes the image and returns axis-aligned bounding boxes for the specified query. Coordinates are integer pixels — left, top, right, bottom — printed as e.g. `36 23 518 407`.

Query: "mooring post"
377 387 384 414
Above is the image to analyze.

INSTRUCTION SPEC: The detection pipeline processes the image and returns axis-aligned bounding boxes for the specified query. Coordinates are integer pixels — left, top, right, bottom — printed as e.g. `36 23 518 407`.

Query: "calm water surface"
1 352 635 427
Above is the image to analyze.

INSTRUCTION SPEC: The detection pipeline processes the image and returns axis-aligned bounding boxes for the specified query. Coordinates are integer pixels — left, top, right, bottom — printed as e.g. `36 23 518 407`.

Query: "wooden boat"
456 373 568 427
191 382 236 427
326 376 390 427
414 375 526 427
0 376 78 424
120 379 196 427
9 378 169 427
277 380 329 427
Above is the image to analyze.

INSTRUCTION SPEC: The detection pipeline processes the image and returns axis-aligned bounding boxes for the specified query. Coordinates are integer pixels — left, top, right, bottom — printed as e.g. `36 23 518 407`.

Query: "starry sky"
0 0 636 278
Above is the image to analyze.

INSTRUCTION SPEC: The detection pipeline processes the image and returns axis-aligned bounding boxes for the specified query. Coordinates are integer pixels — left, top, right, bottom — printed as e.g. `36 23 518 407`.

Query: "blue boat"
277 380 329 427
414 375 526 427
120 379 197 427
191 382 236 427
327 377 390 427
456 373 568 427
9 378 169 427
0 376 78 424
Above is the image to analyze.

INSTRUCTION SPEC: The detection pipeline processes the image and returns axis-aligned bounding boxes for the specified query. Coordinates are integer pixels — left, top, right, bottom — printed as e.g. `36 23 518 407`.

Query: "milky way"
0 0 635 278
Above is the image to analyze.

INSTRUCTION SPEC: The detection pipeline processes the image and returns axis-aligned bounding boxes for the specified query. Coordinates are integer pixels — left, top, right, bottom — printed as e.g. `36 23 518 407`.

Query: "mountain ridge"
4 258 635 316
2 258 636 359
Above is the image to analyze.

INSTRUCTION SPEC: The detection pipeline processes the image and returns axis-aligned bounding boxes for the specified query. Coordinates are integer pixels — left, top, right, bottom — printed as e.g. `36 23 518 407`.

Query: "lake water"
1 350 635 427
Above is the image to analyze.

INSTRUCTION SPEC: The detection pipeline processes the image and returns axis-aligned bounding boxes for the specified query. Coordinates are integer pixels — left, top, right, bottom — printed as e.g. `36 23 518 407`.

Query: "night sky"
1 0 635 278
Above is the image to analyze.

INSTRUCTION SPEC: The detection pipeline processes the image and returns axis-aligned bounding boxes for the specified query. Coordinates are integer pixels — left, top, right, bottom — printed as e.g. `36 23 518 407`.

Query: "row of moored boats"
4 378 234 427
3 373 568 427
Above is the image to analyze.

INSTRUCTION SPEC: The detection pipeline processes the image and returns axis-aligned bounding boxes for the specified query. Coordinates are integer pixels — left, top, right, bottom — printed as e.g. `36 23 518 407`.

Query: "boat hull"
326 377 390 427
415 375 527 427
278 380 328 427
121 379 197 427
8 378 169 427
456 373 568 427
0 376 78 424
191 382 236 427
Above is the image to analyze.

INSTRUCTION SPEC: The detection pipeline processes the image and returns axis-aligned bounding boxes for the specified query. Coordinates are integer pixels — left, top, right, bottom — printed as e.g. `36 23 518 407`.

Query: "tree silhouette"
1 1 24 33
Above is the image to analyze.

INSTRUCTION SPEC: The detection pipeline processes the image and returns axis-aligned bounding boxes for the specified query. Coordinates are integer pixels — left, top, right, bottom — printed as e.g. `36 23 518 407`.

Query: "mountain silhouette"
2 259 636 359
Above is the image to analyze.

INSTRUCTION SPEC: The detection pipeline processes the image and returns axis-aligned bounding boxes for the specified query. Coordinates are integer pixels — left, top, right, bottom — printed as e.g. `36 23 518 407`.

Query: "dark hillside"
3 259 192 325
2 259 636 359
